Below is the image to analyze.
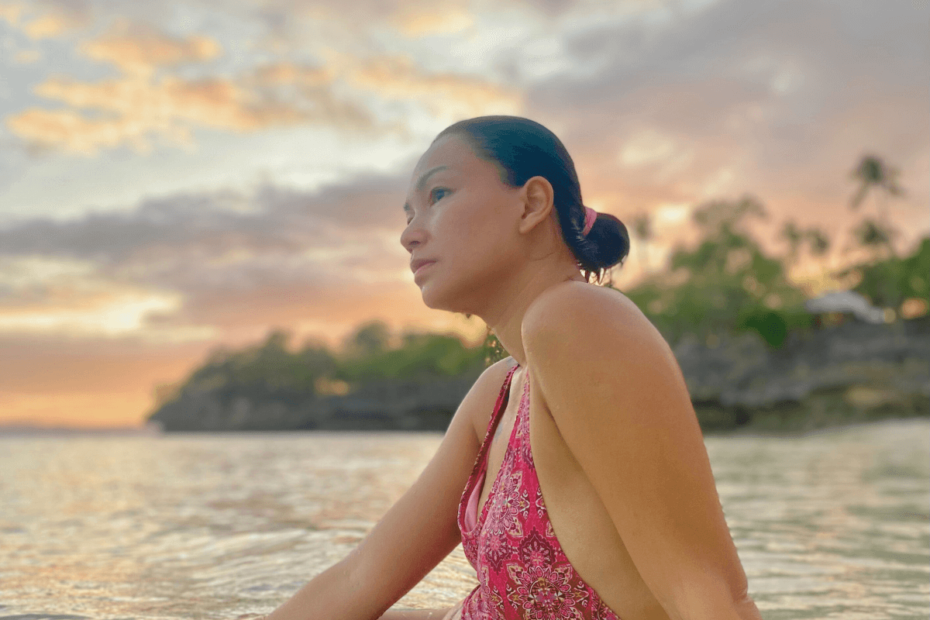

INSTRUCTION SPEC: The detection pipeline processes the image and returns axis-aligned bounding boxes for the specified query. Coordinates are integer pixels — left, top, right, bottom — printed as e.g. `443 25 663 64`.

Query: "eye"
429 187 450 204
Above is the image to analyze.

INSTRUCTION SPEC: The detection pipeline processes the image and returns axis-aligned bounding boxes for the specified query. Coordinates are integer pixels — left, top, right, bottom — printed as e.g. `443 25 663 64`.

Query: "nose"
400 215 425 253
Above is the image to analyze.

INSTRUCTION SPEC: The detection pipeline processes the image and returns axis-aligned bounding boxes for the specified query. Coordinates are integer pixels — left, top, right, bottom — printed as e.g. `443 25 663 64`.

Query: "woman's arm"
376 608 456 620
377 598 463 620
523 288 763 620
259 360 514 620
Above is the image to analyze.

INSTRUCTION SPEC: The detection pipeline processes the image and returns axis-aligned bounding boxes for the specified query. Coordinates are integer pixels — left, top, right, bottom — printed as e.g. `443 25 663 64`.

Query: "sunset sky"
1 0 927 427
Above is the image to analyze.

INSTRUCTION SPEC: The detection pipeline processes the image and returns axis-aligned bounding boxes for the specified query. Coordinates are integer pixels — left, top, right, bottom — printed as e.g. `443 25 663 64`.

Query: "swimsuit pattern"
457 363 622 620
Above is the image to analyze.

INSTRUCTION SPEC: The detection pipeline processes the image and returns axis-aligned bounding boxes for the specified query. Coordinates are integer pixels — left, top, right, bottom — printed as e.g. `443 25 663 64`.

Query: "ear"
519 175 555 233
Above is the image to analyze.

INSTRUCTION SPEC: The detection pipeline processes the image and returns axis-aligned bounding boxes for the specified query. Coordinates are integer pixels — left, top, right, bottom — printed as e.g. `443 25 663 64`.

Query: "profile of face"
400 134 531 314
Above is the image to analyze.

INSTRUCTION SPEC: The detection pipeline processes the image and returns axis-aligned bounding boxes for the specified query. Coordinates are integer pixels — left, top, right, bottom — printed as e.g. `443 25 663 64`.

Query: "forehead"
412 133 487 179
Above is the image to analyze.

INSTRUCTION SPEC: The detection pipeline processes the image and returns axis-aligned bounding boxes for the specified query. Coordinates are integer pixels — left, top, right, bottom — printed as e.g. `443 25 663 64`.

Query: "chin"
419 285 457 312
418 275 472 314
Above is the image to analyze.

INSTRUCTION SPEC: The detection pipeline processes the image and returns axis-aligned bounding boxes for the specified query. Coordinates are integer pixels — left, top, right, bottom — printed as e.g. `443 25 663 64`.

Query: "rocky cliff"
149 317 929 433
678 316 929 430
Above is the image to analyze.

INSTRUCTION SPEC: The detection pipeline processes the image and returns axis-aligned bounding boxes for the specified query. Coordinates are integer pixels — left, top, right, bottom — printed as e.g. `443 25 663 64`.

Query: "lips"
410 259 436 275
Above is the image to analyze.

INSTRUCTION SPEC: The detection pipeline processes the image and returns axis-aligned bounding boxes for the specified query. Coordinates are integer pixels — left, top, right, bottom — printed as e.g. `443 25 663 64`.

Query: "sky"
0 0 927 427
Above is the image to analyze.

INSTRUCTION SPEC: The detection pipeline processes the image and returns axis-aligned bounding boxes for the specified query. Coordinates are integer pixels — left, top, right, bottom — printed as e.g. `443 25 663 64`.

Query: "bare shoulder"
523 281 671 357
522 281 689 431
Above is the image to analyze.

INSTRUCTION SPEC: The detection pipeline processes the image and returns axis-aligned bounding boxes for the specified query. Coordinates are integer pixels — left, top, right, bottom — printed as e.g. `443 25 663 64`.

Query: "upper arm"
522 289 752 619
343 357 516 618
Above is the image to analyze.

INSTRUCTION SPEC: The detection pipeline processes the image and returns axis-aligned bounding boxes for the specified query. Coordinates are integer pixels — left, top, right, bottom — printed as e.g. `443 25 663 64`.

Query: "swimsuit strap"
478 362 521 465
459 362 521 534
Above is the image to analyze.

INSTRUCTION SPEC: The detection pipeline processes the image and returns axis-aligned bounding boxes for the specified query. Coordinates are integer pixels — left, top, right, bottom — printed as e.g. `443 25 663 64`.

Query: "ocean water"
0 419 927 620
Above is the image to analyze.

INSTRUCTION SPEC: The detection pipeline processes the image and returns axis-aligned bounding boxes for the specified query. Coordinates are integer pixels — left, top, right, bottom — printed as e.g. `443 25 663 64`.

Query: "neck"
480 261 587 369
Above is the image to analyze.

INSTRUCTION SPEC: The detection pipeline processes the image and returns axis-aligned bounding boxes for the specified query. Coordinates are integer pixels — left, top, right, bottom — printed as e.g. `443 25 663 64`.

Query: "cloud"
6 61 374 154
79 20 221 76
394 5 474 36
0 1 22 25
348 53 523 120
0 169 489 426
0 0 91 38
12 49 41 64
22 10 84 38
0 170 481 426
0 171 416 342
516 0 929 268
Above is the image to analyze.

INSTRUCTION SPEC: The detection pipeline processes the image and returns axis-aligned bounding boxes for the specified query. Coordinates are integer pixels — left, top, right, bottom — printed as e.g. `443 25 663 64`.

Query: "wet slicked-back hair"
435 115 629 284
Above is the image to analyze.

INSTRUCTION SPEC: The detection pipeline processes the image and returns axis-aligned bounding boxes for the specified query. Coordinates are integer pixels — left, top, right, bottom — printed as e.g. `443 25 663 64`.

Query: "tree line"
153 153 928 408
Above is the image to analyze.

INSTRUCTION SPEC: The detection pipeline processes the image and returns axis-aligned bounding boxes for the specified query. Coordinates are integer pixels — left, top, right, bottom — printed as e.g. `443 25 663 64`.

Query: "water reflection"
0 421 927 619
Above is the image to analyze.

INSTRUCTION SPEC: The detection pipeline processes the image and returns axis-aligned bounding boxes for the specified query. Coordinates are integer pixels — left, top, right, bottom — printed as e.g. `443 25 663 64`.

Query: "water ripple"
1 421 927 619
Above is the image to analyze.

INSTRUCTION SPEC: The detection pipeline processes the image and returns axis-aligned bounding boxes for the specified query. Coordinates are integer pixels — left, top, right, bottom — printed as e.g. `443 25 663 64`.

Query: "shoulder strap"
485 363 519 435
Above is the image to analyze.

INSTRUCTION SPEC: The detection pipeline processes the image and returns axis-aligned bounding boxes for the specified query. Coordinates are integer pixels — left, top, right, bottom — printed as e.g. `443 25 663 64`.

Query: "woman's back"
456 322 670 620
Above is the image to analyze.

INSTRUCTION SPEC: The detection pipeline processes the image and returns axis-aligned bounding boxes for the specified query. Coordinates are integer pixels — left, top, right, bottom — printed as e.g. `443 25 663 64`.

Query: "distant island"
148 192 930 434
146 315 929 434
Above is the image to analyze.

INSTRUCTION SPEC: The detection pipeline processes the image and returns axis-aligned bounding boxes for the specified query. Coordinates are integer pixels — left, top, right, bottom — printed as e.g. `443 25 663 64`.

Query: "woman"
255 116 762 620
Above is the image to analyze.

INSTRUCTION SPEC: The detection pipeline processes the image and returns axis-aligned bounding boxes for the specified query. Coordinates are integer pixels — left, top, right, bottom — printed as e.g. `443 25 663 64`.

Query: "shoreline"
4 413 926 438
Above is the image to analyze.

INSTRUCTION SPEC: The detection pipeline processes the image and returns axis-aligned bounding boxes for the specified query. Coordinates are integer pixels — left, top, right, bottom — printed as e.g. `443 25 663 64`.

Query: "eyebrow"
403 165 449 214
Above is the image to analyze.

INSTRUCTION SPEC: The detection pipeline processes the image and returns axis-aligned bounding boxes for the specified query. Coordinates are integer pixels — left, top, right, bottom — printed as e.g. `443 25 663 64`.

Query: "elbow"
666 577 761 620
731 593 762 620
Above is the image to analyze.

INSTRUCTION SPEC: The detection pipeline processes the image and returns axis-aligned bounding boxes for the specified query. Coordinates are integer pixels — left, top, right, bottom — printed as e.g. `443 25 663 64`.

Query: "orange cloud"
350 54 522 119
395 5 474 36
250 62 334 87
6 63 371 154
80 20 222 76
23 11 80 38
0 2 22 25
0 1 90 38
4 14 374 154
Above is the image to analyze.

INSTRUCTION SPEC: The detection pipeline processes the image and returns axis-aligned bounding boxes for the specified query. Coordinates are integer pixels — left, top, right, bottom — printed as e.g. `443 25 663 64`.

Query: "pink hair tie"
582 206 597 236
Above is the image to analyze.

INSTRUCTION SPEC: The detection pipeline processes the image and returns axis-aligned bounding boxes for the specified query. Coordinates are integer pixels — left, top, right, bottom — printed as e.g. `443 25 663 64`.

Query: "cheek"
444 187 511 243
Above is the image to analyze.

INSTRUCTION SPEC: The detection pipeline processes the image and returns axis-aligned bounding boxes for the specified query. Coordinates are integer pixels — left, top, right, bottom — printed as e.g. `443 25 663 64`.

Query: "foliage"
849 154 904 212
342 320 392 357
162 149 924 404
180 329 326 399
624 195 811 346
838 237 930 312
335 329 486 381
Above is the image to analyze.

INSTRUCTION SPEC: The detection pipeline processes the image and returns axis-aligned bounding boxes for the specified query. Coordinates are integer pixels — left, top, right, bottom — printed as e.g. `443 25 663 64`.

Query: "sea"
0 419 927 620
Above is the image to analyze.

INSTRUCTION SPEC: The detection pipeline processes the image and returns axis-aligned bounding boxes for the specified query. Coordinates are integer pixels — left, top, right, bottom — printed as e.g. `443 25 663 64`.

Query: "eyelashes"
406 187 451 225
429 187 450 203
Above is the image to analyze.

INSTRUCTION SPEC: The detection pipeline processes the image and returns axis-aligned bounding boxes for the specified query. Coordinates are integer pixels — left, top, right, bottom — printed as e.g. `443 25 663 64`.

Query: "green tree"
848 154 905 259
344 320 392 358
625 195 809 346
839 236 930 315
805 227 831 257
852 217 897 261
849 154 905 217
336 330 486 381
179 329 318 399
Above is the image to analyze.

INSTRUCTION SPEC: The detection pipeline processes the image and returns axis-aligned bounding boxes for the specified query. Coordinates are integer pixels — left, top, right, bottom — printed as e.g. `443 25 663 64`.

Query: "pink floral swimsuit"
456 363 622 620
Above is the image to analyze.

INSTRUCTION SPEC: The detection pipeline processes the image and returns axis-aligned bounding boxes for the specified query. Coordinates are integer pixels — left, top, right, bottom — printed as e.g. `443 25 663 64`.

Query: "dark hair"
435 115 630 284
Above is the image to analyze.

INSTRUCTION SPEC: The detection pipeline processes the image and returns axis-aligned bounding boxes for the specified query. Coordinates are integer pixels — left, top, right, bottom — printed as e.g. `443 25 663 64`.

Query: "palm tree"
805 228 831 257
852 218 896 261
848 154 905 259
849 154 905 219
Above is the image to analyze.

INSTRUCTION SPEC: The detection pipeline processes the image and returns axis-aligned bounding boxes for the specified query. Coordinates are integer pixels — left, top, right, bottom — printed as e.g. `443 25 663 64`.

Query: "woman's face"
400 133 525 314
